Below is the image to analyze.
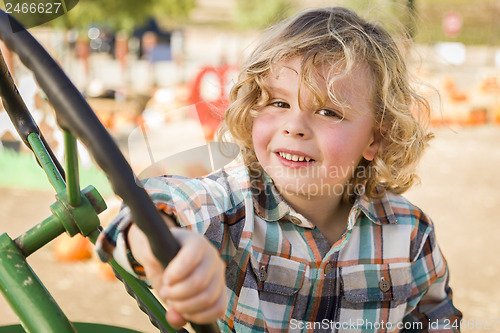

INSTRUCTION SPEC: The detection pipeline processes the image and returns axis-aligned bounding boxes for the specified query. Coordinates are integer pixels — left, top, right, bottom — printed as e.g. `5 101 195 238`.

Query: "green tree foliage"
233 0 294 29
58 0 196 32
154 0 196 19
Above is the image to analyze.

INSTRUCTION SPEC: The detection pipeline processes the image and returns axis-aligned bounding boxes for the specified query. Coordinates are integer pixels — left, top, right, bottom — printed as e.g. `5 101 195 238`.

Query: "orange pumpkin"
469 108 487 125
96 261 116 280
53 233 93 262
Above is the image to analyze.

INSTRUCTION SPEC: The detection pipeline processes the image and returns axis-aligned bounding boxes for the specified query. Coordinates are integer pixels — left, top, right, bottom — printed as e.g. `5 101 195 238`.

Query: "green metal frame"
0 322 142 333
0 131 176 332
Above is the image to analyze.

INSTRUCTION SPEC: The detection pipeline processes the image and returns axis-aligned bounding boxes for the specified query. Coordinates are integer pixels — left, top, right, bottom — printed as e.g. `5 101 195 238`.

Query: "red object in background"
188 65 238 140
443 12 462 37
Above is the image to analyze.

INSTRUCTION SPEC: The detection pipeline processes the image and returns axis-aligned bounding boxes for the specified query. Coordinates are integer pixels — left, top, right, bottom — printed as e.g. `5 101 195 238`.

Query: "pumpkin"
469 108 487 125
53 233 93 262
96 260 116 280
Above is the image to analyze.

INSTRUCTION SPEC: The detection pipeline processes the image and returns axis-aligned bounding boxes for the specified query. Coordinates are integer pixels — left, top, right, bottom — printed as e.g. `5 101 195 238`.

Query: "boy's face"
252 57 380 200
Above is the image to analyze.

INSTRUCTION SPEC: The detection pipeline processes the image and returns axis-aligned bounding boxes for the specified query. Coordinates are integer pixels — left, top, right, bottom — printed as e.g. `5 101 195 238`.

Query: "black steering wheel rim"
0 10 218 333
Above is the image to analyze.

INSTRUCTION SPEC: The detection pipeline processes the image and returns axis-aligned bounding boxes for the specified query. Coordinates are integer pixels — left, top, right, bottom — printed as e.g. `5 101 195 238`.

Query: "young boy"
97 7 462 332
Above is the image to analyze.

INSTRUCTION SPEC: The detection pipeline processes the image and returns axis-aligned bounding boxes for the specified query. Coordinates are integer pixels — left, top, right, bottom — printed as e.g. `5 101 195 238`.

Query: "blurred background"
0 0 499 332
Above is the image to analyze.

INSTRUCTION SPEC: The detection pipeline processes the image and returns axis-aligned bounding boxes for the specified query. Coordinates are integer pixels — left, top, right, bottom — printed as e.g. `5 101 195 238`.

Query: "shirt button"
259 265 267 281
289 216 302 225
324 262 333 275
379 277 390 292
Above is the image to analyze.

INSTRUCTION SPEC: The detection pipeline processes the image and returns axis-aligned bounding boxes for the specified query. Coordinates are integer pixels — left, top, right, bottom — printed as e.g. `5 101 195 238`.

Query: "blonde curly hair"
221 6 433 200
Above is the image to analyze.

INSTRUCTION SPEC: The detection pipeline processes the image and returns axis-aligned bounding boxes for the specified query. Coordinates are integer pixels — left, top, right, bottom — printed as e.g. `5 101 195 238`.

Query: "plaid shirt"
96 165 462 332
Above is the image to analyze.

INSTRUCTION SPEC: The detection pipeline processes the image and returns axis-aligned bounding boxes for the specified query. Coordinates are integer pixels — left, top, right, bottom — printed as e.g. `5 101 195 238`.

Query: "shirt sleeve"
95 168 248 277
403 217 463 332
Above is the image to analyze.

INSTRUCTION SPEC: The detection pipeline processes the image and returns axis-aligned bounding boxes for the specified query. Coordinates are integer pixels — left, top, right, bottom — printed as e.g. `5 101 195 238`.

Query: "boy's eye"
316 108 344 120
270 101 290 108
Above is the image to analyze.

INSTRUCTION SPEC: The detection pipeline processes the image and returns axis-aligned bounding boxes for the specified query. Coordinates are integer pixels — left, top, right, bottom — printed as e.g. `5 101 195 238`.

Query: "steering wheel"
0 10 219 333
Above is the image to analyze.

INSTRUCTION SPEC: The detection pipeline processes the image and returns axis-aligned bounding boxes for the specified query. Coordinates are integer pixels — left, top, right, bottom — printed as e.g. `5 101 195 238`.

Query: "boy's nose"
283 128 305 137
282 110 311 139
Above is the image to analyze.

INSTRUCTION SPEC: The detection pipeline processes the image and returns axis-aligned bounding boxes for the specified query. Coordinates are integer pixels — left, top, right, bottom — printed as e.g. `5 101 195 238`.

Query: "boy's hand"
127 221 227 329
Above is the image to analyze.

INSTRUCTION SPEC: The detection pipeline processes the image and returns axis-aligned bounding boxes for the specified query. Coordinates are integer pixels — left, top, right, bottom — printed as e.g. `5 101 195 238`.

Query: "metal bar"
110 259 177 333
14 214 65 257
27 132 66 193
41 133 66 181
86 230 176 333
0 233 76 333
14 186 104 257
64 130 81 207
0 47 39 149
0 47 66 180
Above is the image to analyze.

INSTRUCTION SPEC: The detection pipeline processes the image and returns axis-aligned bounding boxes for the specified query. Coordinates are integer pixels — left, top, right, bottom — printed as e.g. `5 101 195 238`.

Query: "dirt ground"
0 126 499 332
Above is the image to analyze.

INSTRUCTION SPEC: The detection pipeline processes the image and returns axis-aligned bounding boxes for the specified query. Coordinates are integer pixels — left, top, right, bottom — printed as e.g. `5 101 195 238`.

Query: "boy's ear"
362 128 382 161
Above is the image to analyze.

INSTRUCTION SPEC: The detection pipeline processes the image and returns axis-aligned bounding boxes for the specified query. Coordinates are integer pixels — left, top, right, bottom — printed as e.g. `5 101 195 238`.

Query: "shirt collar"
350 188 398 227
251 171 291 221
251 171 397 229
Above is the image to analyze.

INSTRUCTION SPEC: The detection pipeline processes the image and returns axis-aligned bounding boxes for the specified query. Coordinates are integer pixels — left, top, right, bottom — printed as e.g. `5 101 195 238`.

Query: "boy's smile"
252 57 381 206
275 149 315 167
